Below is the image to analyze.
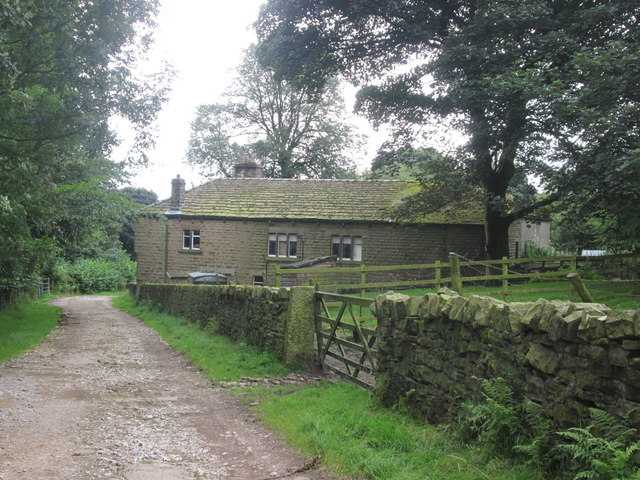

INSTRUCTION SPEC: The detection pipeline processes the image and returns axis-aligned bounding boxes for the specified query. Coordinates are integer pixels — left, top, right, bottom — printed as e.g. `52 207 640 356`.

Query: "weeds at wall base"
456 378 640 480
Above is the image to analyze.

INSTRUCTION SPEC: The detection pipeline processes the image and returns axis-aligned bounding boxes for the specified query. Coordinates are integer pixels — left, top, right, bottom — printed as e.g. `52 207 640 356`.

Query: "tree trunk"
484 206 512 259
278 151 295 178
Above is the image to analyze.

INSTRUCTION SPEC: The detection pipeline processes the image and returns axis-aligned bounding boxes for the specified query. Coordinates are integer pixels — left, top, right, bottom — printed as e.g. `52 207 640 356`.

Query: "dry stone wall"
372 289 640 425
133 284 315 366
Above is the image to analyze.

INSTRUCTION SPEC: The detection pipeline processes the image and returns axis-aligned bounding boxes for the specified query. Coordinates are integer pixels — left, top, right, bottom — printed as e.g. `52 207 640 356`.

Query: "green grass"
111 293 294 382
449 280 639 310
242 381 542 480
0 298 62 363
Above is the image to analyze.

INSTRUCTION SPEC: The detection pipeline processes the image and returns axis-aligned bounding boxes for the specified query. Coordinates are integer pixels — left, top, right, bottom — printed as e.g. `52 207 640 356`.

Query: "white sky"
117 0 383 200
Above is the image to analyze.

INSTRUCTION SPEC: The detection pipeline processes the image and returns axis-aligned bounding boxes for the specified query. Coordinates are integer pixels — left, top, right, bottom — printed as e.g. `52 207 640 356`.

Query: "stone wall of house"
134 216 486 285
133 283 315 365
135 216 167 283
372 289 640 425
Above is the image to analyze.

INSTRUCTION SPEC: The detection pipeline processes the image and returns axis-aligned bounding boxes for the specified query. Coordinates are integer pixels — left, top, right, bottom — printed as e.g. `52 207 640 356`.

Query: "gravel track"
0 296 331 480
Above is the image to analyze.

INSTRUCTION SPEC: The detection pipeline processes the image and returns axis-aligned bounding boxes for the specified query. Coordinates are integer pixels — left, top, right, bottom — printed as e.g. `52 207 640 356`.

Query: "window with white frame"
183 229 200 250
331 235 362 261
268 233 298 258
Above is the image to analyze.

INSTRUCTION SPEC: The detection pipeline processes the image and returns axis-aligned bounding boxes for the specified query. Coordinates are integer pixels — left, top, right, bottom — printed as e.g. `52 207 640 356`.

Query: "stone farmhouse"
134 163 543 286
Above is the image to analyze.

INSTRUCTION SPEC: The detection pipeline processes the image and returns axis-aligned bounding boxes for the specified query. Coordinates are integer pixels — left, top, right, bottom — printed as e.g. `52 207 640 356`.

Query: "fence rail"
276 253 639 303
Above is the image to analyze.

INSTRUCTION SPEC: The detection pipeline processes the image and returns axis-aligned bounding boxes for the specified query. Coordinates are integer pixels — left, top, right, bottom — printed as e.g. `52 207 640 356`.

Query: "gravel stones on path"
0 296 330 480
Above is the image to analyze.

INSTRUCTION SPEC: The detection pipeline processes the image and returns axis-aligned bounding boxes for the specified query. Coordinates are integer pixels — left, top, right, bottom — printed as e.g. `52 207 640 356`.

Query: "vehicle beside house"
134 163 545 286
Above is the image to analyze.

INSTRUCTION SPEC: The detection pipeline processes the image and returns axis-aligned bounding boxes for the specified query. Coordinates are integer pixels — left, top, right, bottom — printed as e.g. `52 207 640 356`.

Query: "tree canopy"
0 0 169 289
256 0 640 258
187 46 361 179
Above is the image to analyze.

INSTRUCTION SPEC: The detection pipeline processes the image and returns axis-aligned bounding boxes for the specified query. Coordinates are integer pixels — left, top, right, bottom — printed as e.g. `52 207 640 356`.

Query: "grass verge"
0 298 61 363
111 293 294 382
241 381 542 480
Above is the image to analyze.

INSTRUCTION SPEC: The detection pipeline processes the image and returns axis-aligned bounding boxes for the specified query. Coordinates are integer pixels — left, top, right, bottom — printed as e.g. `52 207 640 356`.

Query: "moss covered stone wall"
372 290 640 425
135 284 315 365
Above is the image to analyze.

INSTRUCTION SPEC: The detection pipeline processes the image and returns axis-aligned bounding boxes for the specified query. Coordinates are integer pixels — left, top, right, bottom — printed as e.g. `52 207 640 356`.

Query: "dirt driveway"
0 296 331 480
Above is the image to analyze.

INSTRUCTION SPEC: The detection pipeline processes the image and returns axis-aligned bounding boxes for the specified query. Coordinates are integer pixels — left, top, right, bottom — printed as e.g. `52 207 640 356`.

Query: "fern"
455 382 640 480
587 408 638 445
555 409 640 480
514 399 564 470
455 378 525 456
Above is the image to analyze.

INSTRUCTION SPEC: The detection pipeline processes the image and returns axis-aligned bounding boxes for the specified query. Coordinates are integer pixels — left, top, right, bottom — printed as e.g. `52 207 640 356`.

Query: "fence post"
567 273 595 302
449 252 463 294
619 258 624 279
435 260 441 290
359 264 367 318
275 266 281 287
571 255 578 273
501 257 509 302
632 256 638 281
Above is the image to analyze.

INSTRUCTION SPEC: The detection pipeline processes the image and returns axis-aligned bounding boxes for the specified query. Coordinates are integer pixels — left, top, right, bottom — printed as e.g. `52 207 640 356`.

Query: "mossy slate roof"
155 178 483 225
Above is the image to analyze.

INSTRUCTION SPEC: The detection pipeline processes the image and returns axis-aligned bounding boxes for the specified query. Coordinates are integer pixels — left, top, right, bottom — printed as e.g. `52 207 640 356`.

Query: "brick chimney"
233 162 263 178
170 175 186 209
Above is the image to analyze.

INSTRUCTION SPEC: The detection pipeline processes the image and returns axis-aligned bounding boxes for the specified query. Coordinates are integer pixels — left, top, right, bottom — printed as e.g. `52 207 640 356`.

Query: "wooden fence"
305 254 638 389
276 253 639 303
0 278 51 309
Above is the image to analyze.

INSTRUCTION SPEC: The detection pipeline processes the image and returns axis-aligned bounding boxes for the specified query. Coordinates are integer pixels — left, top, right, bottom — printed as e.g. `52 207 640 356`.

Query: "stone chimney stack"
233 162 263 178
170 175 186 209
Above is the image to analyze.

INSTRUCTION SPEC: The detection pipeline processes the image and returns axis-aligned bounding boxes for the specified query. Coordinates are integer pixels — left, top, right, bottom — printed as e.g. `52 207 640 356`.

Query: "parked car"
188 272 228 285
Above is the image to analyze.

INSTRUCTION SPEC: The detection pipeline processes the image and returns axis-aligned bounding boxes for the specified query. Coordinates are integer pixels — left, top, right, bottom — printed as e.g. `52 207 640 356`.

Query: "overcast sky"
117 0 381 200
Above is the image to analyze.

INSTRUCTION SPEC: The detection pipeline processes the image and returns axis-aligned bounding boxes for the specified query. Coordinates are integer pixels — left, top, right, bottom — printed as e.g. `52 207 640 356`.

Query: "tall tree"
256 0 640 258
187 46 361 179
0 0 170 289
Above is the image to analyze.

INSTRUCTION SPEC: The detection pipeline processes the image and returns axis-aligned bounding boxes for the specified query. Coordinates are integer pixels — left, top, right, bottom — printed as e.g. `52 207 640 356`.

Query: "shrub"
51 261 78 292
71 259 122 292
524 240 563 258
53 248 135 293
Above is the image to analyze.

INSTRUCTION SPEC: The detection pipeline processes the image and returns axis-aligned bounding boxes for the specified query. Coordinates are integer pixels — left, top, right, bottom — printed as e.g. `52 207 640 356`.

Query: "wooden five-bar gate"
314 291 377 389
